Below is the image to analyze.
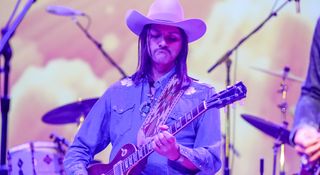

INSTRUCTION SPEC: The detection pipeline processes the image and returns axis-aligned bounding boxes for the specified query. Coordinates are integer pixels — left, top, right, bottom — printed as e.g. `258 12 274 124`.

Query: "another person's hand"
152 125 180 161
294 126 320 162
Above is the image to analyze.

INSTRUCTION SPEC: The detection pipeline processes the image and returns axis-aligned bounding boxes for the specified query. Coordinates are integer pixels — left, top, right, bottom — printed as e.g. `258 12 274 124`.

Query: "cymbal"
251 66 304 83
241 114 291 145
42 98 98 124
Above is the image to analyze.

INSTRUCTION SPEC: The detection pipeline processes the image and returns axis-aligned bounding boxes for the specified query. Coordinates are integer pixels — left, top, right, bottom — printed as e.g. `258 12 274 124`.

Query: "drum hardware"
50 133 70 155
222 134 241 158
42 97 98 125
277 66 291 175
241 114 291 145
260 158 264 175
243 66 295 175
251 66 303 83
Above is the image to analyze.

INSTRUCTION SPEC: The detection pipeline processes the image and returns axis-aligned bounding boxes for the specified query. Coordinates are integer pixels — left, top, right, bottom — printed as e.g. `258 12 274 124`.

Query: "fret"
175 118 182 130
147 142 153 152
181 115 187 126
132 152 138 163
128 155 133 166
168 125 173 134
198 102 205 113
124 158 129 169
138 148 143 159
171 124 176 133
120 161 125 173
143 145 148 156
141 146 145 156
192 108 198 117
196 104 200 114
186 112 192 121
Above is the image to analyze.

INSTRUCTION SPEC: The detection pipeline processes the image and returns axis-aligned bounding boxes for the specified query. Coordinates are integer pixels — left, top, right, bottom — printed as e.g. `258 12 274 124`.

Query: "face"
148 24 182 71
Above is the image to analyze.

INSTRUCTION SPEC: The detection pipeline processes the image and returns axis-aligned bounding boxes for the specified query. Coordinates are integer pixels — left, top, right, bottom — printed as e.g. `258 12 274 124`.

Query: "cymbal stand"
224 58 232 175
272 66 290 175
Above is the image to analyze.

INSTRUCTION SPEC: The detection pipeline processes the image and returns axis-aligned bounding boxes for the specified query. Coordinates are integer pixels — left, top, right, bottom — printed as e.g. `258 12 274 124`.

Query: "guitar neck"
168 101 207 135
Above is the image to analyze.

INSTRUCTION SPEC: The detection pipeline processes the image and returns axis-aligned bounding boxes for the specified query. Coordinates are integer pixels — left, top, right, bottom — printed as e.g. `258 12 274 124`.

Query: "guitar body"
88 144 141 175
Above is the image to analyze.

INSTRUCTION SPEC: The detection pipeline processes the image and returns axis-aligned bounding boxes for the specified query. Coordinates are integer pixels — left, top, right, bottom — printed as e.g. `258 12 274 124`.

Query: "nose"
158 36 167 48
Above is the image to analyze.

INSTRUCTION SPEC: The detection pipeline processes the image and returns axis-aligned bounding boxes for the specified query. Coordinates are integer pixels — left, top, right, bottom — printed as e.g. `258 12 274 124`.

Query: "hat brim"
126 10 206 43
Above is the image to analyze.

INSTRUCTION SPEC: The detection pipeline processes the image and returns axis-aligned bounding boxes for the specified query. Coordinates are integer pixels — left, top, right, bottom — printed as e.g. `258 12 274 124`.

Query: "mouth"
155 49 170 55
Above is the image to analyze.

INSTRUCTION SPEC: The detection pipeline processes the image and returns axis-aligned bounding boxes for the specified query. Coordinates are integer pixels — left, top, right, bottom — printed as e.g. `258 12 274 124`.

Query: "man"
291 17 320 173
63 0 222 174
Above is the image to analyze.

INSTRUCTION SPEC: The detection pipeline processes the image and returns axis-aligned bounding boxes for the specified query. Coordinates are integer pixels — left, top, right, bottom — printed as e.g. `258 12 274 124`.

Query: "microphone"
295 0 300 13
46 5 85 16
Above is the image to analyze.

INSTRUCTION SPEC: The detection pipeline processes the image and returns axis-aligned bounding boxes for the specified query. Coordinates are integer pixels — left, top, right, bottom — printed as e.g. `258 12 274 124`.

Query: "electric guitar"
300 155 320 175
88 81 247 175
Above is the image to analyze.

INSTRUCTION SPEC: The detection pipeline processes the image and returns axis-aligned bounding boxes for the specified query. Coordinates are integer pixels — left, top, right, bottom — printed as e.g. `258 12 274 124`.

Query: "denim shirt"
63 69 221 175
290 17 320 143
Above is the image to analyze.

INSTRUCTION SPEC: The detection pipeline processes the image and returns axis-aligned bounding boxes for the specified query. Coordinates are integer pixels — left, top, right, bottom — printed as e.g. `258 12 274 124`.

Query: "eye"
166 35 180 42
150 33 160 39
149 30 161 39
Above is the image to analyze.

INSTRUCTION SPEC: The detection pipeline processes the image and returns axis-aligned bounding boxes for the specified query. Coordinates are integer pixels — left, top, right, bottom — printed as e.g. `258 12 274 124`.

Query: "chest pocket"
110 103 135 141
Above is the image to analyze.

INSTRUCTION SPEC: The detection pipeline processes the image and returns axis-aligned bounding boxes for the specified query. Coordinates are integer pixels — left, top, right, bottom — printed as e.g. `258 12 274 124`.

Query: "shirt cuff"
64 163 88 175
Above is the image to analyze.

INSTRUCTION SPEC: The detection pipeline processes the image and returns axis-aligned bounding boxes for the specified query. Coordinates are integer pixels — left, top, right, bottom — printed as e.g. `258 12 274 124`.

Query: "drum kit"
7 98 98 175
6 66 303 175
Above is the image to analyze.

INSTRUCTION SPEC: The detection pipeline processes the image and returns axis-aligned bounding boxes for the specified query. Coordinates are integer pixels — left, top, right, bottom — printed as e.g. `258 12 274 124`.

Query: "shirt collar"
153 67 176 88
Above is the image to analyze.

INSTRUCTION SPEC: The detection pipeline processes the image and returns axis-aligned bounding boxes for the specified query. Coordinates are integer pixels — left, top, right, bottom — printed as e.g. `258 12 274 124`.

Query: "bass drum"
7 141 65 175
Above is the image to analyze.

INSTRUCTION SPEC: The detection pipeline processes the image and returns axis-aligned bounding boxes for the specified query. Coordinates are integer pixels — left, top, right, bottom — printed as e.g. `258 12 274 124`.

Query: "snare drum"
7 141 65 175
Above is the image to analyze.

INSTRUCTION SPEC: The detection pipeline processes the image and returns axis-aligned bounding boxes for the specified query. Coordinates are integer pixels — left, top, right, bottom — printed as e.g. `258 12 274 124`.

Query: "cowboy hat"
126 0 206 42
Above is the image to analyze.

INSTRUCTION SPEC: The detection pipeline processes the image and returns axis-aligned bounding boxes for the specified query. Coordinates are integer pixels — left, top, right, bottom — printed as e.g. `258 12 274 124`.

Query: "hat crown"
147 0 184 22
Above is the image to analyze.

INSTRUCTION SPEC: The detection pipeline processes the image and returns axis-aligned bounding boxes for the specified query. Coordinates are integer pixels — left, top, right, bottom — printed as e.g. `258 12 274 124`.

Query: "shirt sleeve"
290 17 320 144
63 90 111 175
178 87 222 174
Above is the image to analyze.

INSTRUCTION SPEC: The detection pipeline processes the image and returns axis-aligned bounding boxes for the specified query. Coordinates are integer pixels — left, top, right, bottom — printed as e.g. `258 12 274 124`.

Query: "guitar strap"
137 74 185 146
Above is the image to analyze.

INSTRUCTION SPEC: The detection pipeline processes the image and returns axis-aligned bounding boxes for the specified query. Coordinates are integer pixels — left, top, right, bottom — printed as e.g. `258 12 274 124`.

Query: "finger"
157 132 167 145
152 140 160 151
152 135 163 148
162 131 175 144
309 149 320 162
301 138 318 148
295 145 307 155
159 125 169 131
295 129 319 147
304 140 320 156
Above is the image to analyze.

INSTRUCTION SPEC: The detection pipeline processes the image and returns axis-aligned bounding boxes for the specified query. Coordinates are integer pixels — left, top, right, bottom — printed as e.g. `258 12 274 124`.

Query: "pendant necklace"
139 81 156 117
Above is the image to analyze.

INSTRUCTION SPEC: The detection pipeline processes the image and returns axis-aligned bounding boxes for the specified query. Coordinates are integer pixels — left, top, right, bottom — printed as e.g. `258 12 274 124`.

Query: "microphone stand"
207 1 294 175
0 0 36 174
71 17 127 79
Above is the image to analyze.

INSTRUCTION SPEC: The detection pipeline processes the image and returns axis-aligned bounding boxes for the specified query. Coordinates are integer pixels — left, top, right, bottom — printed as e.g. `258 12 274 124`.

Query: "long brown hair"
131 24 191 89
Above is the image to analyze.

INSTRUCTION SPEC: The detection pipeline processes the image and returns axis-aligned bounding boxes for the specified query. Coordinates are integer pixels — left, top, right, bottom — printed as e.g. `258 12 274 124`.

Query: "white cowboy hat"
126 0 207 43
